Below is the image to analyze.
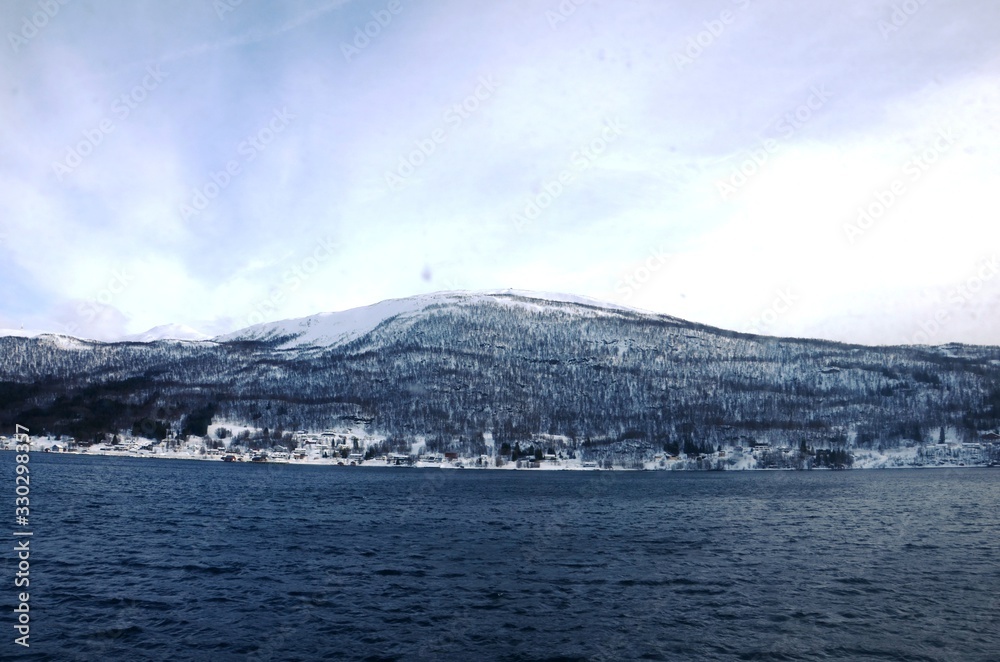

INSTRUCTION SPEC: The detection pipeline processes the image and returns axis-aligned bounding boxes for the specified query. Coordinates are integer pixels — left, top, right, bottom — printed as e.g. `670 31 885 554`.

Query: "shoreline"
7 445 996 472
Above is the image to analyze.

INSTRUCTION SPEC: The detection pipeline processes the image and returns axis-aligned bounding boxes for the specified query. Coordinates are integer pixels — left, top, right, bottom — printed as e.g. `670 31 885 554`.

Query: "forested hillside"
1 292 999 461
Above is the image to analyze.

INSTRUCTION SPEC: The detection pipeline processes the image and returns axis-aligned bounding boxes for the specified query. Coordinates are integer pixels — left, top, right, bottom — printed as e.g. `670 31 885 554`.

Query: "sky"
1 0 999 346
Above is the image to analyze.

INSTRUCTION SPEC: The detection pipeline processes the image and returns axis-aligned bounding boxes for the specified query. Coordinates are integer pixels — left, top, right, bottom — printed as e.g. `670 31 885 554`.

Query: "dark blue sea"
2 454 998 661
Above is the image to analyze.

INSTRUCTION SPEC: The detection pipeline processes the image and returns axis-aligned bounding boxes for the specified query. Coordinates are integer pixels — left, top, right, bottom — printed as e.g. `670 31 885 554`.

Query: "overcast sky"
1 0 998 345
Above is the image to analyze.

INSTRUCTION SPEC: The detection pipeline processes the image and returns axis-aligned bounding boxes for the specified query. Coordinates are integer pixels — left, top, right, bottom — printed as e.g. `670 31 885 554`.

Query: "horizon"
2 1 999 346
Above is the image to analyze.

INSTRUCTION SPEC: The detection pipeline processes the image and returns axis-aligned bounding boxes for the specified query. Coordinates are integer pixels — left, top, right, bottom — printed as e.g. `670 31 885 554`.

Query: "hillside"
1 291 999 463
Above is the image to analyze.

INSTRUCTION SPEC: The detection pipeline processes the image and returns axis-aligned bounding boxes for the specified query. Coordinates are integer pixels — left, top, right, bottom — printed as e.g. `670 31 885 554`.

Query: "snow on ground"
4 442 993 470
213 293 462 348
37 334 96 350
851 447 922 469
485 289 648 315
3 428 994 471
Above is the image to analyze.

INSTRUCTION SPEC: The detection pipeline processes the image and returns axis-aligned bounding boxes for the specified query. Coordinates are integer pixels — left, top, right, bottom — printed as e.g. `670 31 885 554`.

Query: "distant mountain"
0 324 210 343
124 324 211 343
0 328 44 338
1 290 999 464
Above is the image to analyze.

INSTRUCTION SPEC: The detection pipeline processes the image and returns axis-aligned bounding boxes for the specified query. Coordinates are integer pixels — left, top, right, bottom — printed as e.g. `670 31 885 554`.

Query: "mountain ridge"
214 290 678 351
124 323 212 343
3 290 995 350
0 290 667 347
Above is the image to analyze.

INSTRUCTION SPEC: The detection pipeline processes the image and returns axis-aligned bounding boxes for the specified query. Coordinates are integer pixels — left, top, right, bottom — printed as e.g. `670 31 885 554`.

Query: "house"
388 453 412 466
982 432 1000 442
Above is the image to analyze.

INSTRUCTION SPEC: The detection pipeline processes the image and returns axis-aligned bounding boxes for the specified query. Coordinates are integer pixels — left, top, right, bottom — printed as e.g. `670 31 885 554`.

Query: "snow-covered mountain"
123 324 211 343
2 289 999 463
0 324 210 343
214 289 655 350
0 291 646 347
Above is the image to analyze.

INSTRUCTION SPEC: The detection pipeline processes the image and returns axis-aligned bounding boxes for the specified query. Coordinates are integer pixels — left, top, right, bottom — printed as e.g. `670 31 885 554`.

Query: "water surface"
4 454 998 661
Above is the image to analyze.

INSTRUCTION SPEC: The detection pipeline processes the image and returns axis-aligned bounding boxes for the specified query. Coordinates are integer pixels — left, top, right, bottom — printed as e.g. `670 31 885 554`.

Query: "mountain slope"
213 290 654 350
0 291 998 461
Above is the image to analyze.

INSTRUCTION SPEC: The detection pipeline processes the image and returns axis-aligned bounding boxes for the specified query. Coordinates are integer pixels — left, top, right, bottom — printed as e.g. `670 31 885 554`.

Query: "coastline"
5 441 996 471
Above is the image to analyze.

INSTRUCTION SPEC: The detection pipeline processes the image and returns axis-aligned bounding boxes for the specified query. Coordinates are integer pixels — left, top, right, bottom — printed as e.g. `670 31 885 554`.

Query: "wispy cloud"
2 0 999 345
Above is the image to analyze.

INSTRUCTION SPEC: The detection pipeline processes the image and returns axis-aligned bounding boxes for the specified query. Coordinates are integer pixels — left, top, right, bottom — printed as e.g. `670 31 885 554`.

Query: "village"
2 426 999 471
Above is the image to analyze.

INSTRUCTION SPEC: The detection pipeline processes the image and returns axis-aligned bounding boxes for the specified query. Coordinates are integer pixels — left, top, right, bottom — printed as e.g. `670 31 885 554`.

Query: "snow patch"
36 334 95 350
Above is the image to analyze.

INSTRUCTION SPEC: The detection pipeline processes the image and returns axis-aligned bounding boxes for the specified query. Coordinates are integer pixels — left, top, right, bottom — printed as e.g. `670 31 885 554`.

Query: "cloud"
1 0 999 345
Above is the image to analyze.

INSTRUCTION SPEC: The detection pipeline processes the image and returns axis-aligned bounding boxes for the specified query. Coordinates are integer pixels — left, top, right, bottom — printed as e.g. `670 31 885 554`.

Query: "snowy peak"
214 292 460 349
214 290 660 350
122 324 212 343
0 291 652 349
